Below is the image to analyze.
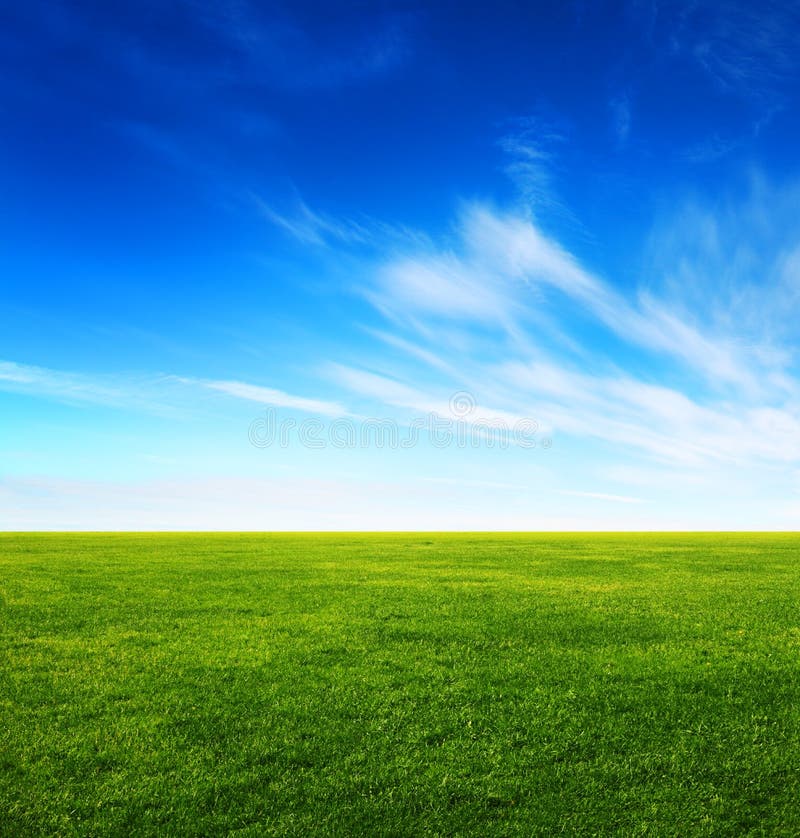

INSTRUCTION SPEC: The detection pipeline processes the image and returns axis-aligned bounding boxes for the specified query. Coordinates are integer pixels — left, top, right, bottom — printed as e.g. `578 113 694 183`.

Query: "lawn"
1 533 799 836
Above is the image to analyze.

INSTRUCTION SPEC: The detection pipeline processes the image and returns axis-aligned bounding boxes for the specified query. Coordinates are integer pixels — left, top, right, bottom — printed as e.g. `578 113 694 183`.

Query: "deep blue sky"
3 1 800 528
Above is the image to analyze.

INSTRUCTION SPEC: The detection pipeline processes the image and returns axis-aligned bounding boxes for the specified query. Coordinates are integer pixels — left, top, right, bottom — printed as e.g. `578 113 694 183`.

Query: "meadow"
1 532 799 836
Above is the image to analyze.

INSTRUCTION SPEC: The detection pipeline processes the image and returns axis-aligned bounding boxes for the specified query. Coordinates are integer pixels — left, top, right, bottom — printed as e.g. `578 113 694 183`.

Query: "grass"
1 532 799 836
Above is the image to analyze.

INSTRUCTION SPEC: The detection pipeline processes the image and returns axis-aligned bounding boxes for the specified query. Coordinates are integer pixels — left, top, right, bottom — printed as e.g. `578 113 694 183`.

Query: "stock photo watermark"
248 391 552 451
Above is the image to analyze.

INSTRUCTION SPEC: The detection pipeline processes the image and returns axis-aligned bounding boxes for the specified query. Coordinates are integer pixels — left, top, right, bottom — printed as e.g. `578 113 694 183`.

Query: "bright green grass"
2 533 799 836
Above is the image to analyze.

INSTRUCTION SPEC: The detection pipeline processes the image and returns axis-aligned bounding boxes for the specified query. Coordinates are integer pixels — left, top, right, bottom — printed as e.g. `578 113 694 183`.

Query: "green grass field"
2 533 799 836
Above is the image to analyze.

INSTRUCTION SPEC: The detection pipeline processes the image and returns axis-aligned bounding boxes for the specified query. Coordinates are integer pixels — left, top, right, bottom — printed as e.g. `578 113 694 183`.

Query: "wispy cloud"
235 180 800 485
253 195 374 247
0 360 347 418
200 379 346 417
361 328 460 377
329 182 800 491
498 116 569 216
684 132 744 163
193 2 416 89
624 0 797 161
0 360 172 413
686 1 799 98
254 192 430 251
366 202 762 391
610 94 631 144
326 363 550 443
642 172 800 354
633 0 799 108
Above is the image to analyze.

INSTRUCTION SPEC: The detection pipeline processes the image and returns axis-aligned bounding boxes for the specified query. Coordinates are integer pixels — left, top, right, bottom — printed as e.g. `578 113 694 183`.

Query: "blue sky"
3 0 800 528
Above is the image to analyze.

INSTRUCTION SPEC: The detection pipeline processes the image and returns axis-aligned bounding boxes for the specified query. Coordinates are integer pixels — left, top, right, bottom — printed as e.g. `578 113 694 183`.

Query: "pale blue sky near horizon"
3 0 800 529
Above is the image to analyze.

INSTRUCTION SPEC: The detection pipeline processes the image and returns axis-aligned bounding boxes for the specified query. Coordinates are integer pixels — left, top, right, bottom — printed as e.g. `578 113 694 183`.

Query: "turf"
1 533 799 836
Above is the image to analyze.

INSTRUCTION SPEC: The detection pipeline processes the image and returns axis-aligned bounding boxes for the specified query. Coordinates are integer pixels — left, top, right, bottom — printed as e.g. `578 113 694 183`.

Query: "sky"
3 0 800 529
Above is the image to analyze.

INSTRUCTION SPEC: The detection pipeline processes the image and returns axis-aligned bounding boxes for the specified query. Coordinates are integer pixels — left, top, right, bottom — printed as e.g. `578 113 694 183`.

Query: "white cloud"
327 363 546 434
9 179 800 528
200 379 346 416
0 360 167 411
0 359 347 418
253 195 373 247
362 328 460 377
369 202 765 392
372 252 514 323
495 115 581 224
351 191 800 488
255 192 431 252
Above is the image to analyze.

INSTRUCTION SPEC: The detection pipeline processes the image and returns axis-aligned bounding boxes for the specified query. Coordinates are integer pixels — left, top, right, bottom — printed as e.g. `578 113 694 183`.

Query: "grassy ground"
1 533 799 836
